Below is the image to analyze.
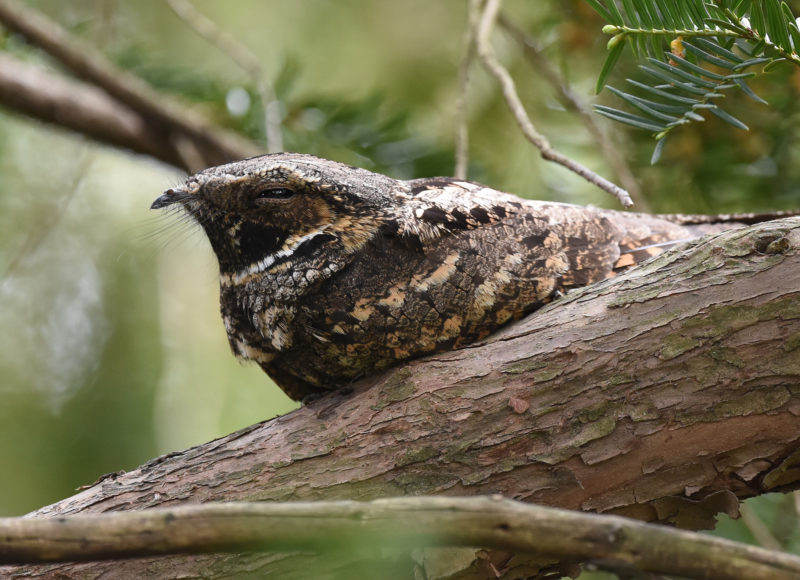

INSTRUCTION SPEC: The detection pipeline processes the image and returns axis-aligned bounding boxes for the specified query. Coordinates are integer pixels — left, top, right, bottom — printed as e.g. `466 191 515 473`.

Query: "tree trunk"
2 217 799 578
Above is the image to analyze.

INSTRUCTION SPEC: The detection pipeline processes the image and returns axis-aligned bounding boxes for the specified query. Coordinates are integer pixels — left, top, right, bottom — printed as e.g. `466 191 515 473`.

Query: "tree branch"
1 5 796 576
0 54 190 168
2 217 799 578
453 0 482 180
0 0 260 171
3 497 800 580
164 0 283 153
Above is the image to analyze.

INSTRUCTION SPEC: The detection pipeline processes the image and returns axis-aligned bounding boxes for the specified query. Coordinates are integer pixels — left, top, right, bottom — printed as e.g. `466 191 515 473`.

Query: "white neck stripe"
230 226 331 284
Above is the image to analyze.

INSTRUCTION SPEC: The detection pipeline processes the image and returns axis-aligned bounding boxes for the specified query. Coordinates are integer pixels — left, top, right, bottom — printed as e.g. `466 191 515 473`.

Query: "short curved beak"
150 188 183 210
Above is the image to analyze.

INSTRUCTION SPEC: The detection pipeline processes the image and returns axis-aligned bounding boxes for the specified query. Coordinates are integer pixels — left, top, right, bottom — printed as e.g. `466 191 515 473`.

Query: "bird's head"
151 153 404 277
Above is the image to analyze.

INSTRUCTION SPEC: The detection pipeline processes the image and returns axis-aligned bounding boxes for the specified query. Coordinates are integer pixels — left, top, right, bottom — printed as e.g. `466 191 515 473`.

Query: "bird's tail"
609 208 799 271
655 209 800 227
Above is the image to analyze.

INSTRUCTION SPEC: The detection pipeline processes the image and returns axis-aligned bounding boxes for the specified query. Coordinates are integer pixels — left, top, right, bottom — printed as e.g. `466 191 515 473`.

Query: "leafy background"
0 0 798 568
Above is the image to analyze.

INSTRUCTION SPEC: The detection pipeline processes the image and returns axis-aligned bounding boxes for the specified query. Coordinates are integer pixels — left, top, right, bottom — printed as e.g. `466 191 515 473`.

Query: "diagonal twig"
164 0 283 153
740 502 783 551
497 12 648 210
454 0 483 179
0 150 92 285
473 0 633 208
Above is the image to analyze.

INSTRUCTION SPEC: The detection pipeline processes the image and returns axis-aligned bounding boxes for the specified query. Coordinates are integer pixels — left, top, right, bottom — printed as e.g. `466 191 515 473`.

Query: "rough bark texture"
3 219 800 578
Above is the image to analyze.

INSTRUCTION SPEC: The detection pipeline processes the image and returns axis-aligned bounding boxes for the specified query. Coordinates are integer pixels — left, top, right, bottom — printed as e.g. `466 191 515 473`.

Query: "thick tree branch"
3 497 800 580
2 217 799 579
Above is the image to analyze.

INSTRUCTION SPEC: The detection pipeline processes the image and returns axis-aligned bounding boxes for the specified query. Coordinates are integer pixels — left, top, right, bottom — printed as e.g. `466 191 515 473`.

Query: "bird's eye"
255 187 295 201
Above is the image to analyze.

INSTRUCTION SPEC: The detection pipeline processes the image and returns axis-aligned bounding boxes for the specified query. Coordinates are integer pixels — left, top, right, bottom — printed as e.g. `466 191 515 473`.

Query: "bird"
151 152 759 402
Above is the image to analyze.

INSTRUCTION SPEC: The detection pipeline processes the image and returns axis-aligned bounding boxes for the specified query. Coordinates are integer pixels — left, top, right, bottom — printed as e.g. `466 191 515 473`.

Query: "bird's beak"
151 187 184 210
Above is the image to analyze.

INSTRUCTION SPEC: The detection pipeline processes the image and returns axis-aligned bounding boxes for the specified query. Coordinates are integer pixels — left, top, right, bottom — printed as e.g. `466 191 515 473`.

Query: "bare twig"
0 0 260 171
164 0 283 153
740 502 782 551
497 13 648 210
473 0 633 207
0 151 91 285
454 0 483 179
2 497 800 580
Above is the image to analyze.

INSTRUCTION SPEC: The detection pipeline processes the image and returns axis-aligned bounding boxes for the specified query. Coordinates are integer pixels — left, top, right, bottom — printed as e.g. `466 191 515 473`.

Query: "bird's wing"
393 178 512 243
397 178 730 286
396 177 628 288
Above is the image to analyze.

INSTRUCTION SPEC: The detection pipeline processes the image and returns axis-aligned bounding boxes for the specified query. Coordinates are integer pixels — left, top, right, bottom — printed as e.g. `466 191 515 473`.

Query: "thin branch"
454 0 482 179
604 18 800 69
602 25 742 38
0 151 91 284
473 0 633 207
740 502 782 551
2 497 800 580
497 13 648 211
0 0 260 171
164 0 283 153
719 6 800 67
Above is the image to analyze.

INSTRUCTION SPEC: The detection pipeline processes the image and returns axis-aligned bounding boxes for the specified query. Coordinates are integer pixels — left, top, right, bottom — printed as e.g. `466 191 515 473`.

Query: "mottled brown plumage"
151 153 741 401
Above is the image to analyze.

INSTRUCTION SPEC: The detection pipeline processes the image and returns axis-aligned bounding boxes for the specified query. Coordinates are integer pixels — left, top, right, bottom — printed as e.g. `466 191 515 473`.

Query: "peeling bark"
3 218 799 579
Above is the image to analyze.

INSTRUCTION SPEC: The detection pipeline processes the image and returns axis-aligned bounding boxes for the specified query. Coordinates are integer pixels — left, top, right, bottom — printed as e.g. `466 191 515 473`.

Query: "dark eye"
255 187 295 201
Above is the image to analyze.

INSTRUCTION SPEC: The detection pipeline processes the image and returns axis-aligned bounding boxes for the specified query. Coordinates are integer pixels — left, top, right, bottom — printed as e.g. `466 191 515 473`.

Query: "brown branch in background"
454 0 482 179
0 54 188 167
164 0 283 153
473 0 634 208
497 13 648 211
0 0 260 171
3 497 800 580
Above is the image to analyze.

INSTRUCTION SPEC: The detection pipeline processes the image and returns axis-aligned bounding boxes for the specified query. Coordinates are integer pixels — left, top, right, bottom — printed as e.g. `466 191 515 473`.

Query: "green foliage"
113 48 455 180
713 494 800 553
587 0 800 161
281 94 455 180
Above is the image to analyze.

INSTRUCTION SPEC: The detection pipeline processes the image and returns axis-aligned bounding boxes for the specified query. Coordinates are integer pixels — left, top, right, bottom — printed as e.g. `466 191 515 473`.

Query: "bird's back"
261 177 744 400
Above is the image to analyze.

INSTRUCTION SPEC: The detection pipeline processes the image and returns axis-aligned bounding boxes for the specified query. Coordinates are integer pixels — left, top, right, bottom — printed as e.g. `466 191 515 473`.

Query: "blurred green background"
0 0 798 569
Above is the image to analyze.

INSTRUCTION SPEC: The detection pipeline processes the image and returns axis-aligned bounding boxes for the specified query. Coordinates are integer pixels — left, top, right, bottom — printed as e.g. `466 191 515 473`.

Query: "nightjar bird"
151 153 736 401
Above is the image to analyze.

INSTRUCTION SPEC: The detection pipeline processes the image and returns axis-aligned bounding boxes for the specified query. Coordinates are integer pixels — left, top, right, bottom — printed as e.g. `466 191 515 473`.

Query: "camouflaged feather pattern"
152 153 747 401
